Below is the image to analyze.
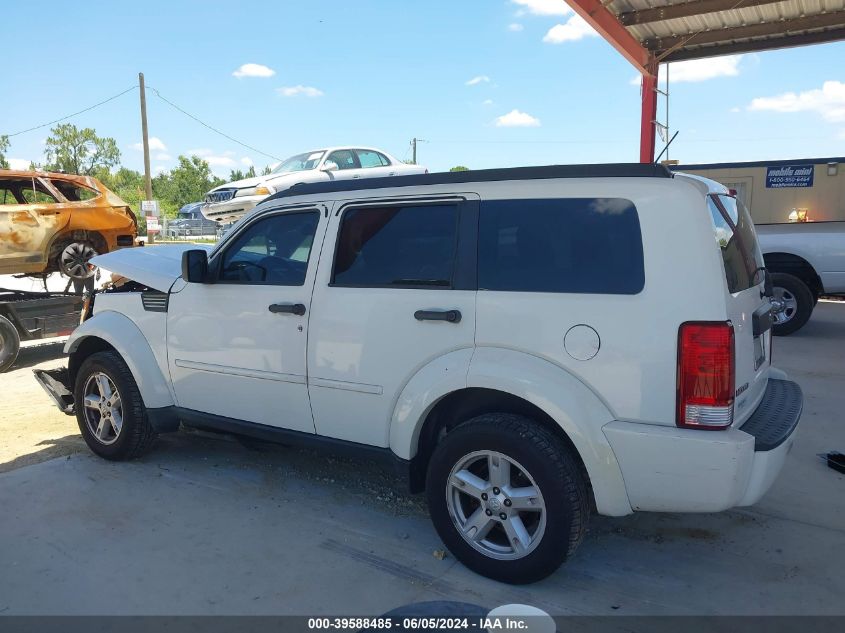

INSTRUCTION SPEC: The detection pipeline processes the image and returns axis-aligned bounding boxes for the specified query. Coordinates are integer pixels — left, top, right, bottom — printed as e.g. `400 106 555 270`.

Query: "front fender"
466 347 632 517
65 311 174 409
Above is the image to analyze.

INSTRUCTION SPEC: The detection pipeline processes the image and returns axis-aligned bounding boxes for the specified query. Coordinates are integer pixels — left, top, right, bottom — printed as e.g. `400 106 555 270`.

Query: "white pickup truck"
757 221 845 335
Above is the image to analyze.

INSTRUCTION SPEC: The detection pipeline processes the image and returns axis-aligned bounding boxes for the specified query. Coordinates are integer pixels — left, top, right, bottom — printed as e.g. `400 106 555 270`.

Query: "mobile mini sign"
766 165 814 188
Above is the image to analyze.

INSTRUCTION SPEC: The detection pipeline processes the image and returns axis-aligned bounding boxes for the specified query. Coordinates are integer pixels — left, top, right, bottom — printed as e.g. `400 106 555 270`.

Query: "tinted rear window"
478 198 644 294
708 194 765 293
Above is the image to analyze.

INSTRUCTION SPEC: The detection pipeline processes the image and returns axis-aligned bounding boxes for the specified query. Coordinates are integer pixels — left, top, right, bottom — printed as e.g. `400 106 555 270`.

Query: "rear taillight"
677 322 735 430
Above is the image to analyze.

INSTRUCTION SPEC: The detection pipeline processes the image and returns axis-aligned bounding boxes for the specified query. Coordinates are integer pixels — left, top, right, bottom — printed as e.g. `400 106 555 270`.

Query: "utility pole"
139 72 154 243
410 137 426 165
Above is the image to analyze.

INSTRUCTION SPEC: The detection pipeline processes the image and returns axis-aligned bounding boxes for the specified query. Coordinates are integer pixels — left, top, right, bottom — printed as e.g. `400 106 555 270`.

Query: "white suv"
36 164 802 584
202 147 427 223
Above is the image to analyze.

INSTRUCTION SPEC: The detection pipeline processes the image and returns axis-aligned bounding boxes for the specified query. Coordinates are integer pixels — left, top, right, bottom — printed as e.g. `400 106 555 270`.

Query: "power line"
2 86 138 137
146 85 283 162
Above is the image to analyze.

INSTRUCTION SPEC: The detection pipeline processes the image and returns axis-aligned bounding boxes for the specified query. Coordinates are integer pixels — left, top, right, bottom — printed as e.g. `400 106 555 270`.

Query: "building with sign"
674 157 845 224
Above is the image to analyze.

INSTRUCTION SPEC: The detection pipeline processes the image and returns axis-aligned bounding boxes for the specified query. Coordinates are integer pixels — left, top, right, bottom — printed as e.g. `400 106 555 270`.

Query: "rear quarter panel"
471 177 728 427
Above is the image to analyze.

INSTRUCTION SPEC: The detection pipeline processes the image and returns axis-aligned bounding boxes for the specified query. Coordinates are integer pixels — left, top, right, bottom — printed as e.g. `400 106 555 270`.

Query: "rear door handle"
414 309 461 323
269 303 306 316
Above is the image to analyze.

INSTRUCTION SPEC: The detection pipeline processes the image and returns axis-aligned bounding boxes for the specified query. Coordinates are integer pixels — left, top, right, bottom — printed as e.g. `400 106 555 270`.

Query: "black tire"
426 413 589 584
771 272 814 336
73 351 156 460
0 315 21 373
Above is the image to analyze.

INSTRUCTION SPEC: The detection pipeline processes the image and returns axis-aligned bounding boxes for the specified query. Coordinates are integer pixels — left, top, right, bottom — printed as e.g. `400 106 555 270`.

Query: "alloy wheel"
446 450 547 560
771 286 798 324
82 372 123 445
60 242 98 279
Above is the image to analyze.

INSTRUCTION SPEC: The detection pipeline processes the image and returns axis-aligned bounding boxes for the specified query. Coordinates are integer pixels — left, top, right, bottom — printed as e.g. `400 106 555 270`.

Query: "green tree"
449 165 469 172
261 165 272 176
228 165 257 182
44 124 120 175
0 135 9 169
153 155 224 217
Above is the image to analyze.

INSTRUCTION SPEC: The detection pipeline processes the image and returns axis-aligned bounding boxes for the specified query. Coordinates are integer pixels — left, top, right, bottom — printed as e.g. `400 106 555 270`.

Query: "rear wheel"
426 413 589 584
58 241 98 280
74 351 156 459
0 315 21 373
770 272 814 336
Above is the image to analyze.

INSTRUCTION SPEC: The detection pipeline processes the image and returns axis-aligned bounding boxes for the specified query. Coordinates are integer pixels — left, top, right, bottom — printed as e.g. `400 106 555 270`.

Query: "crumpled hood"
90 244 212 292
210 175 264 191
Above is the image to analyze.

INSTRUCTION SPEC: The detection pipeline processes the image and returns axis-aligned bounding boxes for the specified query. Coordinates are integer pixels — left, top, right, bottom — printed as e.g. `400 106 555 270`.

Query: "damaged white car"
202 146 427 223
35 165 802 584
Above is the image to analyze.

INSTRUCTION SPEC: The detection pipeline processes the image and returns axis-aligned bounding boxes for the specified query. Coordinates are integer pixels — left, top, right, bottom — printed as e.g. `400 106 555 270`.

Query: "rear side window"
479 198 644 294
51 180 98 201
332 204 458 288
708 194 765 293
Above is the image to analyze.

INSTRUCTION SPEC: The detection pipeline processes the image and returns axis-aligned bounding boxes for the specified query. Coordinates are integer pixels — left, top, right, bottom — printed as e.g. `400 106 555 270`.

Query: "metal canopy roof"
603 0 845 63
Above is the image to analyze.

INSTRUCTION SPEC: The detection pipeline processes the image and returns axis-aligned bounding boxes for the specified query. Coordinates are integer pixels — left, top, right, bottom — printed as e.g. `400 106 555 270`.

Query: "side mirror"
181 249 209 283
321 160 339 172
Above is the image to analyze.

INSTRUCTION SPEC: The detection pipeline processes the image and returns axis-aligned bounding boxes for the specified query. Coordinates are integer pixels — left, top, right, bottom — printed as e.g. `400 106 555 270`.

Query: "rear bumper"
603 377 802 513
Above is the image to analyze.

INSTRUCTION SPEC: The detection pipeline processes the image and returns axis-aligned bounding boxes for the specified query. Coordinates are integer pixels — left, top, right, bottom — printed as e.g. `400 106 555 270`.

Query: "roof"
599 0 845 62
264 163 674 202
0 169 101 186
674 156 845 170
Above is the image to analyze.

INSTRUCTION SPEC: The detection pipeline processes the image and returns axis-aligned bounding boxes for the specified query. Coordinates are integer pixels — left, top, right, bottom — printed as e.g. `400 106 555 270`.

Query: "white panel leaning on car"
200 146 427 223
35 163 802 585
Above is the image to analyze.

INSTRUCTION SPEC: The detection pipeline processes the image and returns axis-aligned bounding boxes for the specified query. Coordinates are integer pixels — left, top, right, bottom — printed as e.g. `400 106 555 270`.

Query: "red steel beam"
640 72 658 163
565 0 653 74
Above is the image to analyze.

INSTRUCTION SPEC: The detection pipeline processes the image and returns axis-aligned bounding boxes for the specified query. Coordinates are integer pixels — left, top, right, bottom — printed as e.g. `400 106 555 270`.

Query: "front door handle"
269 303 306 316
414 309 461 323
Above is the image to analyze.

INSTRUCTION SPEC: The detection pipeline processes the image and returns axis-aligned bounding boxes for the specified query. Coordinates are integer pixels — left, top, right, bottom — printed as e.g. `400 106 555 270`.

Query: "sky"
2 0 844 178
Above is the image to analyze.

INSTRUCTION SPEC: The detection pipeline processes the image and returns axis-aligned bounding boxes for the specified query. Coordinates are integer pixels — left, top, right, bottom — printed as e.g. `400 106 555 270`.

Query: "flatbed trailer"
0 287 84 372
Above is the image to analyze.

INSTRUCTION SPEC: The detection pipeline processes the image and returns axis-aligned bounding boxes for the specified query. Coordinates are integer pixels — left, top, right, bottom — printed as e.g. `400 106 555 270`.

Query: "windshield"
272 151 325 174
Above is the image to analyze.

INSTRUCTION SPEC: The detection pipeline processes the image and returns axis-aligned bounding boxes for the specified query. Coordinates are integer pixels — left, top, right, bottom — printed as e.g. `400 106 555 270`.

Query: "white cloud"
187 148 237 168
748 80 845 123
7 158 31 170
543 15 598 43
154 165 168 174
512 0 572 16
466 75 490 86
495 109 541 127
155 152 172 161
508 23 524 31
277 85 324 97
483 99 494 106
232 63 276 79
668 55 742 83
628 55 744 85
730 107 741 113
240 157 253 166
131 136 167 152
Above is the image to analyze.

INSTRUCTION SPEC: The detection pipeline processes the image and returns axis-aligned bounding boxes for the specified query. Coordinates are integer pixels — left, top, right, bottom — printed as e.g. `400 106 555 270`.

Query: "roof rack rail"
264 163 673 203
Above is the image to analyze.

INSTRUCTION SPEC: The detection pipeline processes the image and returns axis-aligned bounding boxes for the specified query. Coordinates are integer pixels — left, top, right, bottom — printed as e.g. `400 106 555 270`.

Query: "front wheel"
74 351 156 460
426 413 589 584
770 272 814 336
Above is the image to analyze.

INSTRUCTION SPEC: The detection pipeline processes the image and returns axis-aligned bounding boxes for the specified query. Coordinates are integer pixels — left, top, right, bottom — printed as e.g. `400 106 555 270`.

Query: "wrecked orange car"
0 170 137 280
